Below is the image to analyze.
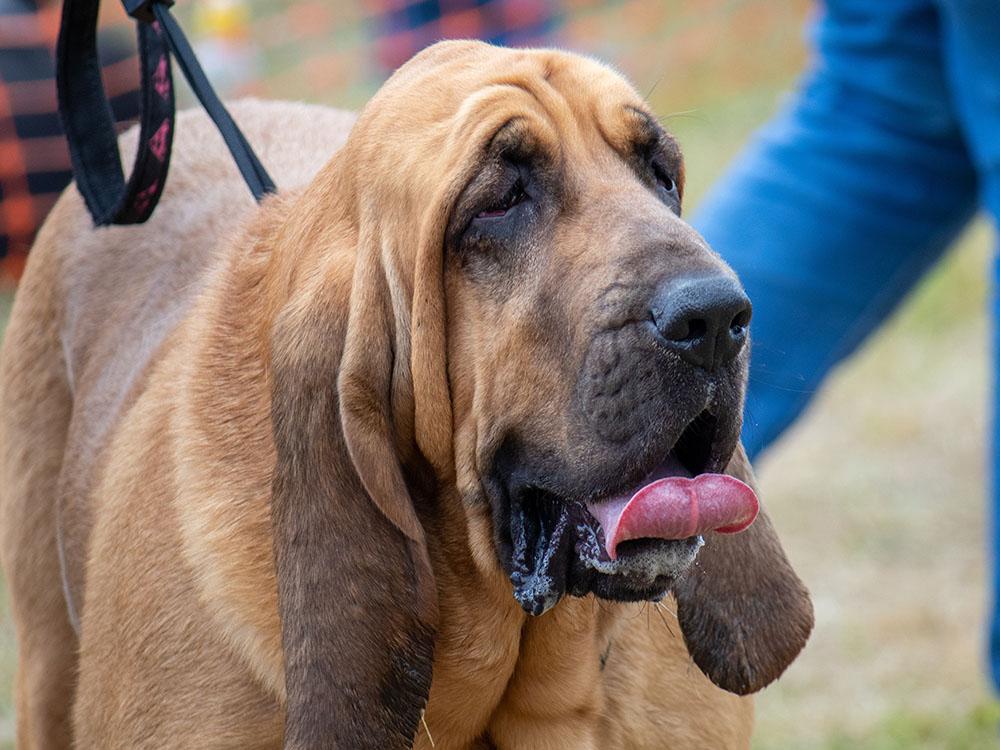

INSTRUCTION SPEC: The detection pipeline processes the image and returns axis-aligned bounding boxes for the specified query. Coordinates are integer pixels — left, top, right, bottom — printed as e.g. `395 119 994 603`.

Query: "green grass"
834 701 1000 750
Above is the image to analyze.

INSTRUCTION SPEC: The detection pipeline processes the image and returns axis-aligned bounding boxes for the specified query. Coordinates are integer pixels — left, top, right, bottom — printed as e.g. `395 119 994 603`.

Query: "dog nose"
651 275 752 371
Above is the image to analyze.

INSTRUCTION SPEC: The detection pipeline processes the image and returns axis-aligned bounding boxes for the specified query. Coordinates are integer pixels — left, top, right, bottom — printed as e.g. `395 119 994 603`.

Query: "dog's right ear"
269 264 437 749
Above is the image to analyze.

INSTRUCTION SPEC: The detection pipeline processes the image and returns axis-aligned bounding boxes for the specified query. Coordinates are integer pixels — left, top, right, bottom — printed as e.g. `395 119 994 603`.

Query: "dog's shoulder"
49 99 355 464
55 100 356 392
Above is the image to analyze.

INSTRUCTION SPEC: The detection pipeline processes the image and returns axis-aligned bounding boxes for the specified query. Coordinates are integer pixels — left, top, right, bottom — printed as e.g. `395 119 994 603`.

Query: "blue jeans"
691 0 1000 688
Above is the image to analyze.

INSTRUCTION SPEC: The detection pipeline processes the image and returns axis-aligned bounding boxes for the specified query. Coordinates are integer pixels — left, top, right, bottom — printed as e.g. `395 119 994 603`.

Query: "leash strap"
57 0 275 226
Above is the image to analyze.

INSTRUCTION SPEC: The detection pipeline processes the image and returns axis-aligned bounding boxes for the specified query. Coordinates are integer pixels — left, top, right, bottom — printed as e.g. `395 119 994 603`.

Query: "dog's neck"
417 483 616 747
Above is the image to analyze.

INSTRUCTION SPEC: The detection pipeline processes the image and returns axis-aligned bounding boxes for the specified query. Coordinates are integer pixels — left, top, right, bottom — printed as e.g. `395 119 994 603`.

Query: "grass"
828 701 1000 750
2 1 998 746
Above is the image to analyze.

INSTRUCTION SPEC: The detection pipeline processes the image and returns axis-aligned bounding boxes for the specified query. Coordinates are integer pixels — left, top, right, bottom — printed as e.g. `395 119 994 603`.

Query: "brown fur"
0 42 810 748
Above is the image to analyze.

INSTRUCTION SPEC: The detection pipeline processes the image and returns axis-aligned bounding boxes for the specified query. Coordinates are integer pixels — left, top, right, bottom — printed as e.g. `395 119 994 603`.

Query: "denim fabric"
691 0 1000 687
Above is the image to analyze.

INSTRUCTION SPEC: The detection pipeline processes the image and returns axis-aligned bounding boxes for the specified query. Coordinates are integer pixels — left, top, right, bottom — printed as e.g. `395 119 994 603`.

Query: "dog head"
269 41 812 748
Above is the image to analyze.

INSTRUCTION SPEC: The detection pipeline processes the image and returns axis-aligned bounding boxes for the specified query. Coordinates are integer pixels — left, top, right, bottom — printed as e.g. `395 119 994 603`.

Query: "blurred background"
0 1 996 747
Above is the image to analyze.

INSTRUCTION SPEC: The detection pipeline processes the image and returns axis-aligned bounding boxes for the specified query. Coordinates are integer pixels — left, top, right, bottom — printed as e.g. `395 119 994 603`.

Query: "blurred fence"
178 0 810 110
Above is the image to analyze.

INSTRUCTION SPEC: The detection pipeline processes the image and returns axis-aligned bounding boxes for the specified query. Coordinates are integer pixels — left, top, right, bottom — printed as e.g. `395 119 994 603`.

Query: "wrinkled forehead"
354 41 665 178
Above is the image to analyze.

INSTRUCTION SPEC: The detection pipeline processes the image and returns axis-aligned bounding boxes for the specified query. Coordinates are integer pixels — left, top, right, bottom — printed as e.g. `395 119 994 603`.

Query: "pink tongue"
584 474 759 560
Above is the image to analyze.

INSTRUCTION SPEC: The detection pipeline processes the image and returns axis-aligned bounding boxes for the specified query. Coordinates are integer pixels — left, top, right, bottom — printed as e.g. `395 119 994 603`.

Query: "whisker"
653 601 676 638
421 710 435 748
661 109 708 125
654 599 677 619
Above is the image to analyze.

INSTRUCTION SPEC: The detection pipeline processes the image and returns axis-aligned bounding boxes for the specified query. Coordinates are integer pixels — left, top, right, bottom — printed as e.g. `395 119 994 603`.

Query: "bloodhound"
0 41 812 749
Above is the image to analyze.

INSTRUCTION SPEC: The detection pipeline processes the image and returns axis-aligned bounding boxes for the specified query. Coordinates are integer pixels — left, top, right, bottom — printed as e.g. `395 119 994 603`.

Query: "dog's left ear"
673 444 813 695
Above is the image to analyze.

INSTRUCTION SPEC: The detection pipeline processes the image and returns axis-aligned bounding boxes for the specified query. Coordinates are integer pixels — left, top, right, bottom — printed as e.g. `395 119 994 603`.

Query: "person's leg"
987 176 1000 691
934 0 1000 692
691 0 979 459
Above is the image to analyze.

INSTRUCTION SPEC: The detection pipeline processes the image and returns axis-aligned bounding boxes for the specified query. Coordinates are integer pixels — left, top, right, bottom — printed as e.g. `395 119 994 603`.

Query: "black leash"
57 0 275 226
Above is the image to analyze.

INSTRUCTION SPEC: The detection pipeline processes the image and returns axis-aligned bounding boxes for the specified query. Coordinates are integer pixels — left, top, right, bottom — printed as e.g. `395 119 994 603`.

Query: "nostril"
666 317 707 343
684 318 708 342
729 308 751 337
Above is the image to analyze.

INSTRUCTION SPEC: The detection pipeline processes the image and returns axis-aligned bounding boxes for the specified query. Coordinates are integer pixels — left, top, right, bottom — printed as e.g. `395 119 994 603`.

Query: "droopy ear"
270 267 437 749
673 443 813 695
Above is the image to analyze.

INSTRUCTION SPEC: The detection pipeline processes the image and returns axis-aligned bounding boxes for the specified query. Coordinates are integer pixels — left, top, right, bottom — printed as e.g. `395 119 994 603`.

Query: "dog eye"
651 160 677 196
476 179 527 220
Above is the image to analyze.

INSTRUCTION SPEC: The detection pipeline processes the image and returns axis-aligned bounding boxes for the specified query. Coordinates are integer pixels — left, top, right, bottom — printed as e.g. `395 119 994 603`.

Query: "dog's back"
0 100 354 746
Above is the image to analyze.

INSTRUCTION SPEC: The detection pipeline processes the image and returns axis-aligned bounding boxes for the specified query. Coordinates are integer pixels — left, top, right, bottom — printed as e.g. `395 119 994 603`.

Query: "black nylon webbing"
151 4 275 201
56 0 275 227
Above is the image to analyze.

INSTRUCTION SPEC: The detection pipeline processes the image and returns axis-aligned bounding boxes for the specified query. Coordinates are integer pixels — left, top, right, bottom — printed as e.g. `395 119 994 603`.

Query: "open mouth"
584 412 757 560
504 410 759 615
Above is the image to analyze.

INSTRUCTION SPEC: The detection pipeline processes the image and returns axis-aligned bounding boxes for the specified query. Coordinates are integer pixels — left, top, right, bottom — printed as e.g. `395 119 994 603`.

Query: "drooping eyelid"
448 113 565 249
489 120 548 170
460 121 547 211
448 154 526 244
486 117 523 152
446 121 521 243
622 105 683 178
